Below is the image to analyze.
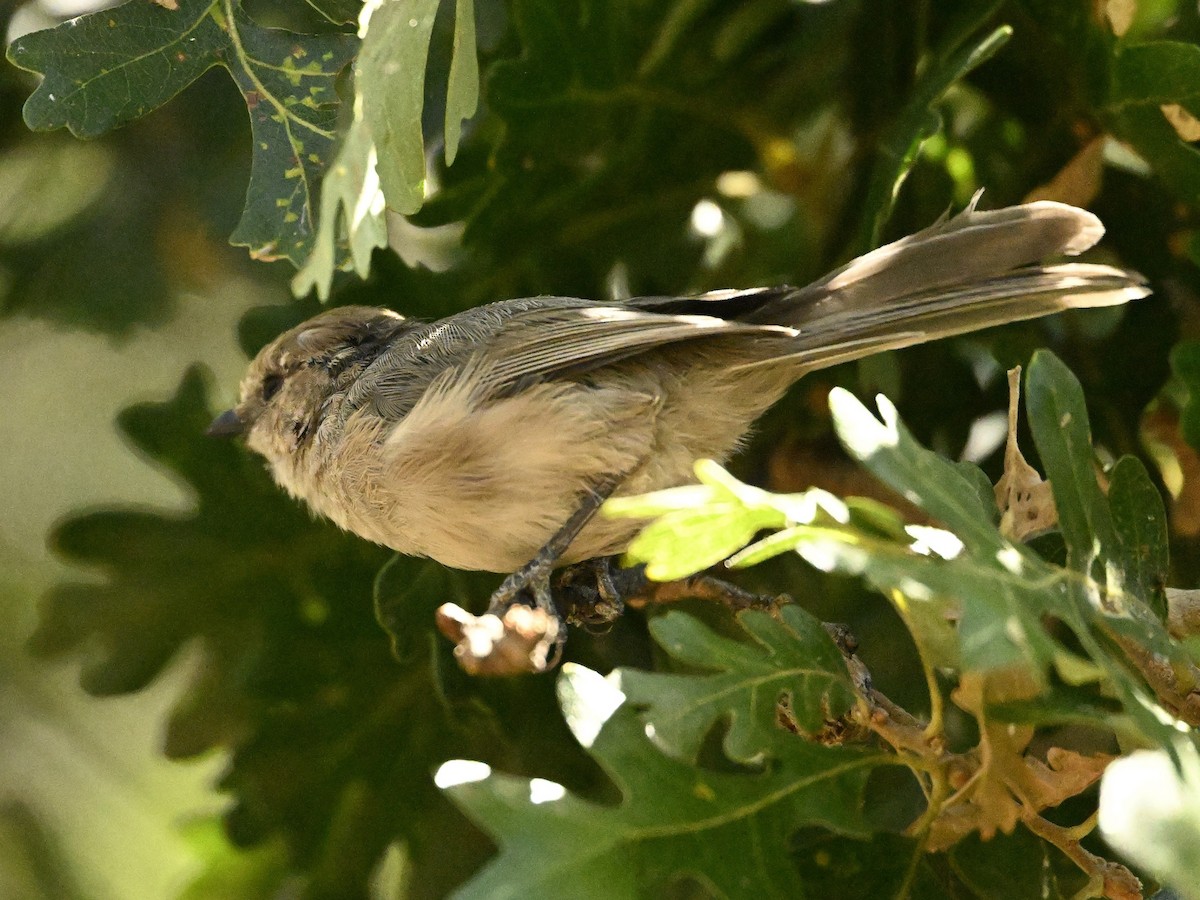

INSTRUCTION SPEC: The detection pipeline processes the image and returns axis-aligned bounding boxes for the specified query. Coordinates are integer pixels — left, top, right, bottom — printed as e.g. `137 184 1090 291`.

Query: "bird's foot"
436 561 565 676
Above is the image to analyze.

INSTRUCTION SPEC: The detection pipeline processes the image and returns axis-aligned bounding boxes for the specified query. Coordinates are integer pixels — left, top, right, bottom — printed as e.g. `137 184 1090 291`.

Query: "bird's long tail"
741 195 1149 371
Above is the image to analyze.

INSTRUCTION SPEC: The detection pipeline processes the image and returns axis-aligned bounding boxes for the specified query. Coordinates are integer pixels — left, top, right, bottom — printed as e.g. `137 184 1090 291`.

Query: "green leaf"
1108 42 1200 202
219 4 358 264
303 0 363 25
624 506 788 581
790 831 957 900
1024 350 1188 745
949 827 1089 900
291 115 388 299
177 821 290 900
1108 456 1170 621
1025 350 1120 581
0 803 91 900
829 389 1004 557
618 607 856 763
448 669 879 900
8 0 227 138
0 139 114 245
294 0 482 298
853 22 1012 253
1112 41 1200 116
619 363 1191 743
7 0 357 267
360 0 440 215
444 0 480 166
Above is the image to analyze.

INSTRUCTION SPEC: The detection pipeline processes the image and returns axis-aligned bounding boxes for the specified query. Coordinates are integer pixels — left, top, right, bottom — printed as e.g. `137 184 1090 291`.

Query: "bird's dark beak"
206 408 245 438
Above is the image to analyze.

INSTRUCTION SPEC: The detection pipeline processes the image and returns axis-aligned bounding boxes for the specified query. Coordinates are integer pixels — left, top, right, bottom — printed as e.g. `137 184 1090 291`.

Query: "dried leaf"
1161 103 1200 142
1100 0 1137 37
995 367 1059 541
1024 137 1105 207
1167 588 1200 640
926 672 1112 852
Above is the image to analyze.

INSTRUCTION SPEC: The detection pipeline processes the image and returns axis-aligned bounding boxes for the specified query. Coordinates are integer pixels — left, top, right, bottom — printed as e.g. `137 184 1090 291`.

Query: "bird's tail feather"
732 196 1148 371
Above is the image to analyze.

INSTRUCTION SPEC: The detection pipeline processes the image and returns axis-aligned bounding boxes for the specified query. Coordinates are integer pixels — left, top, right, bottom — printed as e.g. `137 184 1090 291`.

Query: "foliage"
5 0 1200 899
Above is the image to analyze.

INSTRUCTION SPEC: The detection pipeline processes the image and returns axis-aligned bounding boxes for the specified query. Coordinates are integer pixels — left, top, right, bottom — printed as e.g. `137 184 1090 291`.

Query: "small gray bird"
209 198 1147 645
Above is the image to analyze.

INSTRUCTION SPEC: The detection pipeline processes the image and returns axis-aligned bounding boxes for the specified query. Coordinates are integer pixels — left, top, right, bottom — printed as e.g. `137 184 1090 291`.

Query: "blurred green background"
3 0 1200 897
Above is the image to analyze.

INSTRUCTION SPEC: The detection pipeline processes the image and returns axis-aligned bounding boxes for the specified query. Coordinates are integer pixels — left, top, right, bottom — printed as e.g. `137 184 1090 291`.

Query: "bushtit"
210 198 1147 642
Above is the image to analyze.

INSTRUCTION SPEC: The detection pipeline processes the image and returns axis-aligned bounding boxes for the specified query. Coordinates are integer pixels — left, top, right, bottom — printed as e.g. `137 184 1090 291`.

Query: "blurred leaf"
854 22 1011 253
1171 339 1200 451
1111 41 1200 116
1108 41 1200 201
618 607 856 762
449 671 879 900
788 831 955 900
31 366 582 898
0 803 89 900
1100 742 1200 900
7 0 357 265
949 827 1089 900
0 139 113 245
178 821 290 900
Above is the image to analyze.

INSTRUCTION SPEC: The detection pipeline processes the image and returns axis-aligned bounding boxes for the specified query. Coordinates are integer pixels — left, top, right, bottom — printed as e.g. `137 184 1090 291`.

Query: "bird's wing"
347 298 793 419
474 303 793 392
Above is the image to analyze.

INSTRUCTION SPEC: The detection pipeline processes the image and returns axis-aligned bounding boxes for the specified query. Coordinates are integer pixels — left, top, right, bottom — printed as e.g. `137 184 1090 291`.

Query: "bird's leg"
438 474 629 675
487 473 626 623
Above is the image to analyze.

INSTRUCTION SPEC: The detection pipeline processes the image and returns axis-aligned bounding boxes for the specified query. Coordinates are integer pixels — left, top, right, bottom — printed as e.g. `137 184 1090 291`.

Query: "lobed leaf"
294 0 482 297
31 365 572 897
7 0 357 267
619 607 856 763
449 669 879 900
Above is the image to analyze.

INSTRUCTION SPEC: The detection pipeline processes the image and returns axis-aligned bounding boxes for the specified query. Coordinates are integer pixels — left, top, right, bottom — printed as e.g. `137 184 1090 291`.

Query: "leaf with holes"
619 607 855 763
449 667 879 900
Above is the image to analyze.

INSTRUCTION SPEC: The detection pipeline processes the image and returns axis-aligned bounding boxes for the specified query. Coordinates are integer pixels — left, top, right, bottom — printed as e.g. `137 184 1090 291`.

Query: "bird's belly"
305 357 791 572
314 377 661 571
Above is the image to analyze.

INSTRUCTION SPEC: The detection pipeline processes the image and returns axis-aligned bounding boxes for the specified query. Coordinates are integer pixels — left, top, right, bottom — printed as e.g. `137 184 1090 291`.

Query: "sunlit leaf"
291 114 388 299
449 671 878 899
1100 743 1200 900
359 0 439 214
444 0 479 166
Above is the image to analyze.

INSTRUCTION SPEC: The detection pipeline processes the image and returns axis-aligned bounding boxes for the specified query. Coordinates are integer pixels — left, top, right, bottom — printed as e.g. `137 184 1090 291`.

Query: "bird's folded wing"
473 305 793 394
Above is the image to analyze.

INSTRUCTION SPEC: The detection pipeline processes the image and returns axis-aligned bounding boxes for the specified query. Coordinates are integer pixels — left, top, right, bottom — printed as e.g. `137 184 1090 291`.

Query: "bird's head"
207 305 408 472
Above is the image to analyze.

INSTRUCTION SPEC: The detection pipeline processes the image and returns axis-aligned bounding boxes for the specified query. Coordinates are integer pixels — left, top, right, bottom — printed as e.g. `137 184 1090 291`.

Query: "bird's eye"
261 374 284 402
